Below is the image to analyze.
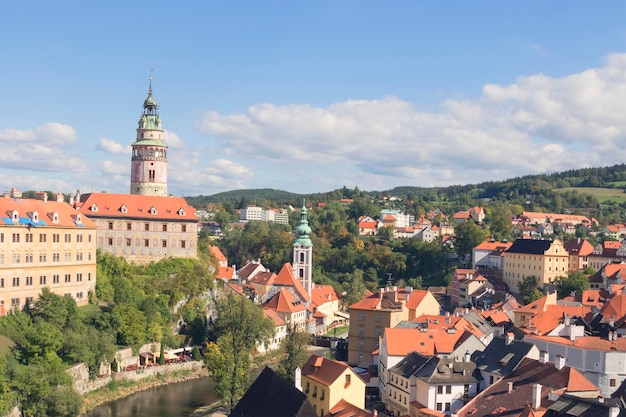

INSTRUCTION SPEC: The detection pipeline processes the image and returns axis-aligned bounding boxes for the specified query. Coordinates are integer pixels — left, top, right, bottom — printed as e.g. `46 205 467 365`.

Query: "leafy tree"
277 327 311 383
111 304 147 346
555 271 590 298
454 221 488 263
342 269 367 307
518 275 543 304
205 295 274 411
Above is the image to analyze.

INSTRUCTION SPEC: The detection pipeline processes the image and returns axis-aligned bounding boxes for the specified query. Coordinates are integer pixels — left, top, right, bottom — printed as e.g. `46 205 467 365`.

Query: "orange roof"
209 245 227 261
600 293 626 324
528 333 626 353
78 192 197 221
359 221 378 228
0 197 97 229
474 239 513 251
604 241 622 249
264 288 306 313
301 354 356 387
274 263 310 302
403 289 431 310
327 399 374 417
410 401 445 417
565 367 600 392
522 305 593 335
216 266 235 280
311 284 339 308
249 271 276 286
262 308 286 327
383 328 435 356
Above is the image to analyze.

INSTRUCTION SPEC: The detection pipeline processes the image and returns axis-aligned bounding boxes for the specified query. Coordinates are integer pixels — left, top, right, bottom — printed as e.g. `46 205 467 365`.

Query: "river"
83 377 219 417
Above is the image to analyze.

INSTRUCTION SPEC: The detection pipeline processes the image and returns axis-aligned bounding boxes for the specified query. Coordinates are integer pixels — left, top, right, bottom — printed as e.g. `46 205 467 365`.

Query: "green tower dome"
294 203 312 246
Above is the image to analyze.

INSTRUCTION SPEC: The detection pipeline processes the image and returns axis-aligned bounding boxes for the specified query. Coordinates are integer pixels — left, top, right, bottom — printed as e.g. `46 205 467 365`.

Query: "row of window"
107 222 188 233
358 312 382 321
102 237 191 249
2 251 91 264
0 273 91 287
1 232 90 244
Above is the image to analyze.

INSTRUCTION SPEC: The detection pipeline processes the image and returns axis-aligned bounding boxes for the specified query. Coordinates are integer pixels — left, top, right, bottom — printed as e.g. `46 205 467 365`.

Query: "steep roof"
230 366 317 417
389 351 430 378
264 288 306 314
311 284 339 308
325 399 374 417
274 263 310 302
563 238 595 257
78 192 197 221
208 245 227 262
0 197 97 228
301 354 357 387
472 335 536 377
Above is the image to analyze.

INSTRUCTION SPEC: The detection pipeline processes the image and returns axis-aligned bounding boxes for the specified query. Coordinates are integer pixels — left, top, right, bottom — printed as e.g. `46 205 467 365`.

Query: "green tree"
111 304 147 346
518 275 543 304
555 271 590 298
342 269 367 308
454 221 488 263
205 295 274 411
277 327 311 383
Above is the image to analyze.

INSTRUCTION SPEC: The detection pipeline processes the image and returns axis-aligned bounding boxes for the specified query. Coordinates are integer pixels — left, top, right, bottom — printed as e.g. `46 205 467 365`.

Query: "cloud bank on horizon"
3 53 626 196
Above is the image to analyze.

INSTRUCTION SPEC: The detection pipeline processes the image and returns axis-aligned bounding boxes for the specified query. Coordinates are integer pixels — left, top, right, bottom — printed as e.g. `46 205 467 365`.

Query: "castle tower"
130 78 168 196
293 201 313 299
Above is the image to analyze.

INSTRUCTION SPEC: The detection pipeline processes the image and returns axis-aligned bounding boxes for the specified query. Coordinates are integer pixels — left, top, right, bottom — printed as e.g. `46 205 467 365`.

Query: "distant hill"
185 164 626 218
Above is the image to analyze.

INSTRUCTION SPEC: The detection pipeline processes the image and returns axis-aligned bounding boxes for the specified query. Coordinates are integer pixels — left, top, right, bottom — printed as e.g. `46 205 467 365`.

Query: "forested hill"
187 163 626 205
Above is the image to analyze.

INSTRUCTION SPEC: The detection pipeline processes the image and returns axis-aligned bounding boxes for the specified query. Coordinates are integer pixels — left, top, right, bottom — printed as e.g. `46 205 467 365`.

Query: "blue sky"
1 2 626 197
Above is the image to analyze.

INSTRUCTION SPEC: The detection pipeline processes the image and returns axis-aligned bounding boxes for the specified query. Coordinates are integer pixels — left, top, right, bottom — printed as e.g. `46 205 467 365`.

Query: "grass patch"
324 325 348 337
555 187 626 203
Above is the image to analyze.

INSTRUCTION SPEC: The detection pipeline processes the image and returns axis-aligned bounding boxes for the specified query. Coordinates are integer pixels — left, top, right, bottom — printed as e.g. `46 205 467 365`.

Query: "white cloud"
97 138 130 156
198 52 626 190
0 123 87 172
523 43 549 58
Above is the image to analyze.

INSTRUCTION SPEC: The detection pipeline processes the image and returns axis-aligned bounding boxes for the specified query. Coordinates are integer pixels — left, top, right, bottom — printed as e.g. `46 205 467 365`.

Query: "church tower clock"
130 78 168 196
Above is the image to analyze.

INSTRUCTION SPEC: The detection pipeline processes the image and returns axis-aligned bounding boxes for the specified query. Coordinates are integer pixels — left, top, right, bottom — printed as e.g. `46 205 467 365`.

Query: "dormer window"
149 206 158 215
31 211 38 222
178 208 186 216
48 212 59 224
90 204 98 212
75 213 82 223
120 204 128 214
11 210 18 222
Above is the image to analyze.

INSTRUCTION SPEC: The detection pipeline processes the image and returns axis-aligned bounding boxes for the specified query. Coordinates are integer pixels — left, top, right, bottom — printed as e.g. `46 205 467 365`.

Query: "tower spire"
293 200 313 301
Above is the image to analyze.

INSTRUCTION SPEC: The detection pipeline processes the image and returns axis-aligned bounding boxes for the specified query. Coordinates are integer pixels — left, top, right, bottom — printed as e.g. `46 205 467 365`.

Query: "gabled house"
300 354 366 417
563 238 595 272
263 288 307 332
503 239 569 293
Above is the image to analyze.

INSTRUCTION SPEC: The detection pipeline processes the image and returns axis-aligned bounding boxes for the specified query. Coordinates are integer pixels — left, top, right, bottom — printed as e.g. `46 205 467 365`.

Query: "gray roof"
389 351 430 378
414 356 481 384
472 335 535 377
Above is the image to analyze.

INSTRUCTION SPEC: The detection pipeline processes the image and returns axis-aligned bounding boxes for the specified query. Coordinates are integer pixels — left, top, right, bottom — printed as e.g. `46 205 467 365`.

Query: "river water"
83 377 219 417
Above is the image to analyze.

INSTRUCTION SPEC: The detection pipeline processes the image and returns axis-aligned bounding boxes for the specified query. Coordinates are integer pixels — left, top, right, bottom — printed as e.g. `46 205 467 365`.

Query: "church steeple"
293 200 313 299
130 76 168 196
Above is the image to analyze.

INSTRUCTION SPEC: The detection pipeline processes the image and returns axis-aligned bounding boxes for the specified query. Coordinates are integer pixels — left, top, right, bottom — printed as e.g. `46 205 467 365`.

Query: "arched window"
300 253 304 262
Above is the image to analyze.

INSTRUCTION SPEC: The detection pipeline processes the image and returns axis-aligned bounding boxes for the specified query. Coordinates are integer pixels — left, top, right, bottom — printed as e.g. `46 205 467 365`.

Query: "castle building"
0 194 97 313
76 81 198 265
130 78 168 196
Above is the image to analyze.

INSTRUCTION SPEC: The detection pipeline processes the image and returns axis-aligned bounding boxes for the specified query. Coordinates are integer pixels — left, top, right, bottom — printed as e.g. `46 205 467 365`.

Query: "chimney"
532 383 542 410
539 350 549 364
609 407 620 417
505 332 514 345
610 316 615 327
294 367 302 391
564 313 570 327
379 288 384 299
405 286 412 293
464 350 471 362
508 382 514 393
555 355 565 370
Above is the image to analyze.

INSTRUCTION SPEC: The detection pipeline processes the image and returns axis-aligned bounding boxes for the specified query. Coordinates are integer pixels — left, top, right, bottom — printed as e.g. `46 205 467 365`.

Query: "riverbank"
80 366 210 415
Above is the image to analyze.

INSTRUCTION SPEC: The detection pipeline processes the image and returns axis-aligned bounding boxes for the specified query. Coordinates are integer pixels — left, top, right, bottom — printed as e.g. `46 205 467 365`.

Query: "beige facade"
503 239 569 293
0 197 97 313
301 355 365 417
77 193 198 265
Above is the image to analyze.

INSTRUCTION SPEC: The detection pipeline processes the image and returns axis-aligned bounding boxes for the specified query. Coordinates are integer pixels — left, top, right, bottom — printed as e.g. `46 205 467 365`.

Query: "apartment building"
0 195 97 313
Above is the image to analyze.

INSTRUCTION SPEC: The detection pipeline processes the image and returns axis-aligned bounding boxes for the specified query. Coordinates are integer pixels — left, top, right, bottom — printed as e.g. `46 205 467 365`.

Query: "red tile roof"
78 192 197 221
262 308 286 327
325 399 373 417
0 197 97 228
264 288 306 313
209 245 227 261
301 354 357 387
274 263 310 302
311 284 339 308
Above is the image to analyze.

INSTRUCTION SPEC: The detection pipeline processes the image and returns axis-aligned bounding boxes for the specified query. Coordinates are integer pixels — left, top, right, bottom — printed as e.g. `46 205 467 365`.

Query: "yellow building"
300 354 365 417
503 239 569 293
0 194 97 313
77 192 198 265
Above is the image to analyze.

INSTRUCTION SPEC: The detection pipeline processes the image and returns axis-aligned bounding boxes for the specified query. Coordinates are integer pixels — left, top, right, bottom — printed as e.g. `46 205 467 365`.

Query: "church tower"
130 78 168 196
293 201 313 299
